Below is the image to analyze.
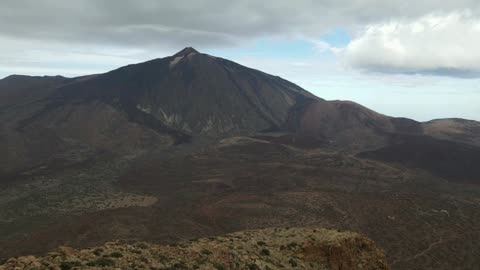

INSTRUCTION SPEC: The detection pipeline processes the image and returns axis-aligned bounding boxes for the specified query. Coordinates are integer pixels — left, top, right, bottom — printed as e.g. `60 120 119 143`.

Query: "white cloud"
343 11 480 77
312 40 334 53
0 35 171 78
2 1 480 79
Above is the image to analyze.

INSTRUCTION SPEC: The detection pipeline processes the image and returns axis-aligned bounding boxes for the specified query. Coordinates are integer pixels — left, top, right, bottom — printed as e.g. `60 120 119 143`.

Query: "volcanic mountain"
2 47 476 176
1 47 317 176
0 48 479 270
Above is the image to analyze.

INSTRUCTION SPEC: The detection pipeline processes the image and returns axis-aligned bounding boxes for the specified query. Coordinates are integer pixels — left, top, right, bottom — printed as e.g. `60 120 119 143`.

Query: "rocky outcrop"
0 227 390 270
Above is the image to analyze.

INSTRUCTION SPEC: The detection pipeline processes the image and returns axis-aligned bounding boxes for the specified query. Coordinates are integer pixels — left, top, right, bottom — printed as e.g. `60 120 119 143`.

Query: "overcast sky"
1 0 479 121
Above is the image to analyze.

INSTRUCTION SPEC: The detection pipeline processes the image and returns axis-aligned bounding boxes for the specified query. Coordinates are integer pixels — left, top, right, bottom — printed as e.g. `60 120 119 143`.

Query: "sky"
1 0 479 121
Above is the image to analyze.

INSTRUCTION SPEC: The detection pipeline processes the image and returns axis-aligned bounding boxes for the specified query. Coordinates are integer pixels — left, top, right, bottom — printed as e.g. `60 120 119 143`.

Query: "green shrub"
287 242 298 249
260 248 270 256
110 252 123 258
257 241 266 246
92 248 103 256
86 258 114 267
136 243 148 249
60 261 81 270
156 254 168 261
200 249 212 255
288 258 298 267
213 262 225 270
173 262 188 269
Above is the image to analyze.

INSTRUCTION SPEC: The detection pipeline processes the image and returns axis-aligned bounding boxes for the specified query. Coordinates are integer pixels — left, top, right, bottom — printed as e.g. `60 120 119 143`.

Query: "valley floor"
0 138 479 270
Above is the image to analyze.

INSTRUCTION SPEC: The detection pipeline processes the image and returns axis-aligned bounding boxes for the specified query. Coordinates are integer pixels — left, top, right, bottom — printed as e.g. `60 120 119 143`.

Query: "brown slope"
357 133 480 184
282 99 424 151
1 137 477 270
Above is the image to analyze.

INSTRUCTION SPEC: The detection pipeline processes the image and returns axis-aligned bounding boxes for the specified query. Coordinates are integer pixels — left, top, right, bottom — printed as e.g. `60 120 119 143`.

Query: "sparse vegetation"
213 262 226 270
136 243 148 249
289 258 298 267
0 228 390 270
92 248 103 256
110 251 123 258
260 248 270 256
86 258 114 267
200 248 212 255
60 261 82 270
172 262 188 269
287 242 298 249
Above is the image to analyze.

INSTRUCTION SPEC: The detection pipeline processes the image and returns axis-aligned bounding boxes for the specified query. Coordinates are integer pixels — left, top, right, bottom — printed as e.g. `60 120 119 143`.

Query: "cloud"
1 1 479 49
1 1 480 78
343 11 480 77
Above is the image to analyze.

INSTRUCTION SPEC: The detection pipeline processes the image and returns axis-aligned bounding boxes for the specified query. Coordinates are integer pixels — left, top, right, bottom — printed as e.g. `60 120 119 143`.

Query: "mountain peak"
173 47 199 57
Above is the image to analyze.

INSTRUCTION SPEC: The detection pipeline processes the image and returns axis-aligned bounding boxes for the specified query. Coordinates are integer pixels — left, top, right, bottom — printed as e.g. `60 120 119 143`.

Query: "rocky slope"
0 227 390 270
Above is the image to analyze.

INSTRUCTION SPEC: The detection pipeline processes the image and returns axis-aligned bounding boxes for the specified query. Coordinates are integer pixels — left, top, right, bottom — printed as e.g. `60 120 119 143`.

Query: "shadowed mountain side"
0 75 71 109
358 134 480 184
45 48 318 137
282 99 424 151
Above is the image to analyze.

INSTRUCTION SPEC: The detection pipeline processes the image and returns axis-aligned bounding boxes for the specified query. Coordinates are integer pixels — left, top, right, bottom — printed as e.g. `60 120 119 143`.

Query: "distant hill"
423 118 480 147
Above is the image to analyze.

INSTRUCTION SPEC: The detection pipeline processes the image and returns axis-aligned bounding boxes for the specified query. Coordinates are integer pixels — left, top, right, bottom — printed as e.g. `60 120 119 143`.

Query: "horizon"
1 1 479 121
